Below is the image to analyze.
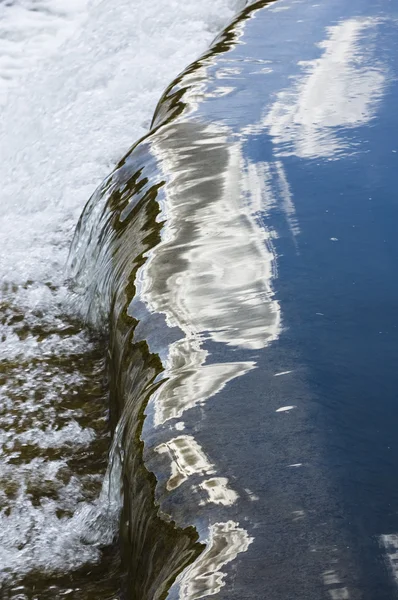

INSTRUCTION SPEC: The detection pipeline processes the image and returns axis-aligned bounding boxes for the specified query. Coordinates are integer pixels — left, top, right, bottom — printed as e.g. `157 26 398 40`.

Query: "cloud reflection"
139 121 281 428
137 121 274 595
156 435 216 491
178 521 253 600
265 18 387 159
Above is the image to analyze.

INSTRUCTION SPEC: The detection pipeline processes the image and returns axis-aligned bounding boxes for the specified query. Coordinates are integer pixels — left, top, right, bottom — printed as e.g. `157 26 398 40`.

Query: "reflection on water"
153 348 255 425
242 158 300 239
145 122 280 349
380 535 398 590
156 435 216 492
132 118 282 594
265 18 387 159
139 122 281 432
134 9 392 597
198 478 239 507
135 119 279 595
178 521 253 600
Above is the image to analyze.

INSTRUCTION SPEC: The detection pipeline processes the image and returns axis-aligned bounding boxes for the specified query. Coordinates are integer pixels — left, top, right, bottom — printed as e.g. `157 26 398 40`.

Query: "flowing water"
0 0 248 597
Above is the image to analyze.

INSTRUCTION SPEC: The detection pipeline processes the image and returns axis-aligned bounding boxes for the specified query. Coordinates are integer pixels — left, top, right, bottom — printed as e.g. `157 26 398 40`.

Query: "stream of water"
0 1 246 596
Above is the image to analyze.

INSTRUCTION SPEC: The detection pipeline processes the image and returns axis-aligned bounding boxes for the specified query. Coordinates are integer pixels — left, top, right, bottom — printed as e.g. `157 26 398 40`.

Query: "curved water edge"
70 0 398 598
70 1 281 597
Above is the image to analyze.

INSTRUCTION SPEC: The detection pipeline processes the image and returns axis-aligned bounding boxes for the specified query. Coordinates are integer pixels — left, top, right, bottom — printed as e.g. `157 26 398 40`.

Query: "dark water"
69 0 398 598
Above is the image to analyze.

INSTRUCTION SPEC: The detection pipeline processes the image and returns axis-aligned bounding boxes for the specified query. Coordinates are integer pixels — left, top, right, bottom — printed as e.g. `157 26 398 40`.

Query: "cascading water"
0 0 249 597
69 3 282 597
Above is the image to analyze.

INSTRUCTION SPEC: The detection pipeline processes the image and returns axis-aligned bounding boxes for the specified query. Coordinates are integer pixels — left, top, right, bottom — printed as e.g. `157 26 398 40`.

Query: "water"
3 0 398 598
0 0 247 596
70 0 398 598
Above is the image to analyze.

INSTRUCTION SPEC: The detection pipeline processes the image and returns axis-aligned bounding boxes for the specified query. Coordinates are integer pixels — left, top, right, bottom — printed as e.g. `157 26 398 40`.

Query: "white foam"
0 0 90 106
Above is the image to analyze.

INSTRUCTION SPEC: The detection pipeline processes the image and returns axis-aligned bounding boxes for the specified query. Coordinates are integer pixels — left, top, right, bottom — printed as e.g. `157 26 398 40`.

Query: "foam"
0 0 90 106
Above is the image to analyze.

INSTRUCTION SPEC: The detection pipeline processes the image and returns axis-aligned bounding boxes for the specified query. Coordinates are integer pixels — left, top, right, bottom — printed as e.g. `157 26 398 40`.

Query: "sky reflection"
265 18 387 159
